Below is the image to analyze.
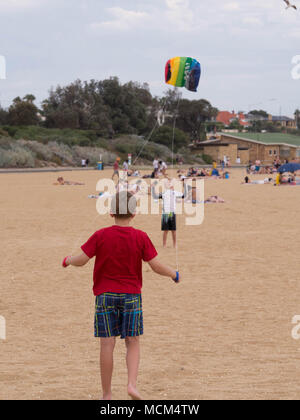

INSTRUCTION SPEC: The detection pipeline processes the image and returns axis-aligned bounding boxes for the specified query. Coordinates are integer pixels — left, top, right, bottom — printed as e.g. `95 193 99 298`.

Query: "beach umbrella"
278 163 300 173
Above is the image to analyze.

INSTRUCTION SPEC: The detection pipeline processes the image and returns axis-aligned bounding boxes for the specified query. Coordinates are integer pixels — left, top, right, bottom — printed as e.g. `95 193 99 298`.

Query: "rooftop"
221 132 300 148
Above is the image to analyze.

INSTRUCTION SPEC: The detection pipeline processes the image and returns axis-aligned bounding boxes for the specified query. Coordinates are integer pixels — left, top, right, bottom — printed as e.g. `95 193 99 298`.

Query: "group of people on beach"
177 165 230 180
247 158 291 175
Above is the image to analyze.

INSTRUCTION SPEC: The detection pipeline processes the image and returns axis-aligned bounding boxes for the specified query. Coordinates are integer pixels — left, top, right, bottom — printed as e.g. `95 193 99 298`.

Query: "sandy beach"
1 168 300 400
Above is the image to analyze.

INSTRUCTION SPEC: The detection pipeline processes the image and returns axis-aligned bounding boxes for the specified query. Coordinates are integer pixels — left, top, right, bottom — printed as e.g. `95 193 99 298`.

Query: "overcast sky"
0 0 299 116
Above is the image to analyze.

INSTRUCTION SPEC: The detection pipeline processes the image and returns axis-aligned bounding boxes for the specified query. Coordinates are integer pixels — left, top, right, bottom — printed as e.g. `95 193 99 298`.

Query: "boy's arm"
151 184 162 200
63 253 90 268
148 257 180 283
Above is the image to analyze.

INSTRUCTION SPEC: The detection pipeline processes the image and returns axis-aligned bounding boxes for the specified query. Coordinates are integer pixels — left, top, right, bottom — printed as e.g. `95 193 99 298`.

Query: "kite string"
132 97 168 166
171 89 182 272
132 92 181 272
171 91 181 169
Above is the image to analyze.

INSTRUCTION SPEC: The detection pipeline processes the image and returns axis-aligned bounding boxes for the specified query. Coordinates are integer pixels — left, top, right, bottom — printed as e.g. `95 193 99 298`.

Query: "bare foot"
128 385 143 400
101 393 112 400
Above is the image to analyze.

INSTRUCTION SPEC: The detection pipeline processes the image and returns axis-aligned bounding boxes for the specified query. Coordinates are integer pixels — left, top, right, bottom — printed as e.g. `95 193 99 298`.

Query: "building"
216 111 251 128
190 133 300 165
216 111 297 131
268 115 297 130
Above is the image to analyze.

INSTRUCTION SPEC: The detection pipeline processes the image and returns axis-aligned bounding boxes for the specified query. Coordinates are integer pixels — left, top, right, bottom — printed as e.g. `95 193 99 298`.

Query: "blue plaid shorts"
94 293 143 339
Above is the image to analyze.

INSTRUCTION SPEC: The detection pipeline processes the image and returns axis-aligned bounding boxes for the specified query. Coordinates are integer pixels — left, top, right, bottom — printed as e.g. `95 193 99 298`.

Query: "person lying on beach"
54 177 85 186
89 180 145 199
205 196 225 203
242 177 273 185
128 170 141 178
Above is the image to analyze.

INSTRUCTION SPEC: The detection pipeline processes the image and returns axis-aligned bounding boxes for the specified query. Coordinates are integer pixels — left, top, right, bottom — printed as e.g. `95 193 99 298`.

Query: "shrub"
0 145 35 168
202 153 213 164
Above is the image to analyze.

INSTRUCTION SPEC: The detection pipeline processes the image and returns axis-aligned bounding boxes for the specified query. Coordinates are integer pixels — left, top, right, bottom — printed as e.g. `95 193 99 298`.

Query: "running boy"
62 191 180 400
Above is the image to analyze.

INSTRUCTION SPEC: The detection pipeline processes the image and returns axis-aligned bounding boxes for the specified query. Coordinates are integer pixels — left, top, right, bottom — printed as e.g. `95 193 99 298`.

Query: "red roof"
217 111 250 127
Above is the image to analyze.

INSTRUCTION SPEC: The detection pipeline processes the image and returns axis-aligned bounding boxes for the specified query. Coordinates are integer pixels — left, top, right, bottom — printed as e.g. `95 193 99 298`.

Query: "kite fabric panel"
165 57 201 92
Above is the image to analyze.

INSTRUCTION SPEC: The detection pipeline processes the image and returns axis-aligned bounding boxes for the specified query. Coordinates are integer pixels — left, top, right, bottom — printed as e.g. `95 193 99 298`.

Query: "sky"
0 0 299 117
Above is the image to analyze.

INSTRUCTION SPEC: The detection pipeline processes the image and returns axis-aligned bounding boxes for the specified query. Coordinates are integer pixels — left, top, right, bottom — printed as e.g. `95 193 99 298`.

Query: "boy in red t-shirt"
62 191 180 400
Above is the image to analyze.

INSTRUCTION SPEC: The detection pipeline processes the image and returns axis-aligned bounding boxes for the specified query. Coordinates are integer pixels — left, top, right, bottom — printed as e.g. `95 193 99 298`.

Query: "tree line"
0 77 218 152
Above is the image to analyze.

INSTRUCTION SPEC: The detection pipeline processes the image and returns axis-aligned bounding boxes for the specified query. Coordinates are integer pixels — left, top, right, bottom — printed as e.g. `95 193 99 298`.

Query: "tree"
0 106 8 125
294 109 300 129
42 78 151 136
151 125 188 152
229 119 243 130
249 109 269 119
171 98 218 141
8 95 39 126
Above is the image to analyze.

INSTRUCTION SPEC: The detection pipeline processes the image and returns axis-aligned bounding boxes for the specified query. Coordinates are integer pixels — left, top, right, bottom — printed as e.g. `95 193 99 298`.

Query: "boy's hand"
173 271 180 284
62 256 71 268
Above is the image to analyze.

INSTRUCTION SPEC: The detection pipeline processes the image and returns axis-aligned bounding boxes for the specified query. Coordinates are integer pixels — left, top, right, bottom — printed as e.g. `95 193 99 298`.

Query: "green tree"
0 106 8 125
229 119 243 130
249 109 269 118
8 95 39 126
174 99 218 140
151 125 188 152
294 109 300 129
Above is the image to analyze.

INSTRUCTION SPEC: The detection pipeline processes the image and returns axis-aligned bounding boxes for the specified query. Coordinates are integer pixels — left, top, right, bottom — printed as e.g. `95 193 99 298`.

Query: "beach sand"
1 168 300 400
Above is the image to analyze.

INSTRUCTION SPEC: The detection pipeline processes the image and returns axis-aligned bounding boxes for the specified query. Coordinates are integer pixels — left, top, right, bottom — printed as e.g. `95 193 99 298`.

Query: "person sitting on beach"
211 168 220 177
197 169 207 177
159 161 168 177
187 167 197 177
54 177 84 186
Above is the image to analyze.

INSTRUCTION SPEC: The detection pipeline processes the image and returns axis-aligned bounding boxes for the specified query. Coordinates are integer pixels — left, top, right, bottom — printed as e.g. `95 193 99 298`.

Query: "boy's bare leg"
163 232 168 247
100 337 116 400
125 337 143 400
172 231 177 248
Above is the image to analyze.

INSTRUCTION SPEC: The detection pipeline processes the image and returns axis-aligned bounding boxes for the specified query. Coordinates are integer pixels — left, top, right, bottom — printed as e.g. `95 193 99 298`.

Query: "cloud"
90 7 149 32
165 0 194 31
223 2 240 11
0 0 42 11
242 16 263 26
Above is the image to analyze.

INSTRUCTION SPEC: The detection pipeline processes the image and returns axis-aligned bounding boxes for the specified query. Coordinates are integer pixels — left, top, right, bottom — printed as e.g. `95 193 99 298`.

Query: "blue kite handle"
173 271 180 283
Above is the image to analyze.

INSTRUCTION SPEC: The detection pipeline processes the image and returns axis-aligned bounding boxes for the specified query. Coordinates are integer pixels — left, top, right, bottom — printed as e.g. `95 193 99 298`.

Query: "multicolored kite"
165 57 201 92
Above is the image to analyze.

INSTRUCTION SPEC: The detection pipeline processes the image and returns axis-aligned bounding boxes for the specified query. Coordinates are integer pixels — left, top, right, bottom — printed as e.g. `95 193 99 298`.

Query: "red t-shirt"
81 226 158 296
114 161 119 170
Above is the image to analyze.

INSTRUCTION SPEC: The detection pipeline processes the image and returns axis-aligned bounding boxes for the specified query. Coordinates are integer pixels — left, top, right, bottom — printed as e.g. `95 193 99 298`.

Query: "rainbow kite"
165 57 201 92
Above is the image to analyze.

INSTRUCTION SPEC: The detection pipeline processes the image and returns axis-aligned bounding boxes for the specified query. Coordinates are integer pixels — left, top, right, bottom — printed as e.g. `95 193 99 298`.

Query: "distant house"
268 115 297 130
216 111 250 128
